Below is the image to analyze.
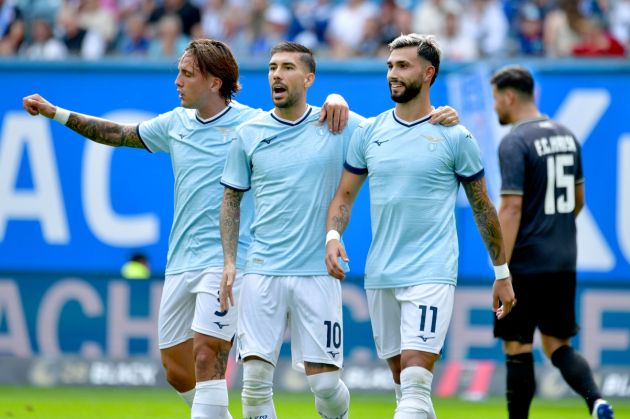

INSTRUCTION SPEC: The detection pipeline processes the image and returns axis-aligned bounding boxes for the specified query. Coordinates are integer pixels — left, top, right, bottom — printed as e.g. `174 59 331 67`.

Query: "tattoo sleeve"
462 177 507 265
66 112 145 148
221 188 244 266
331 203 350 234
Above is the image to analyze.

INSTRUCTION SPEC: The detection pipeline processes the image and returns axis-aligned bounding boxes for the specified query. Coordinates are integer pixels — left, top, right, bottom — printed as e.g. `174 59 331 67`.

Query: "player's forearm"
326 194 352 235
220 188 243 267
65 112 144 148
498 206 521 263
464 179 507 265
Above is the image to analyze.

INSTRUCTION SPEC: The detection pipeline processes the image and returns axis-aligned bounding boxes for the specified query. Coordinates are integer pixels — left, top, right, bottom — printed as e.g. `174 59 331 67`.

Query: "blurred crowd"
0 0 627 61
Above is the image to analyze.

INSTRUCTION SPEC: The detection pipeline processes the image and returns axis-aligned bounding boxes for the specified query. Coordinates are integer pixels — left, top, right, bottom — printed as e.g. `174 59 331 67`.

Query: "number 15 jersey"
499 116 584 274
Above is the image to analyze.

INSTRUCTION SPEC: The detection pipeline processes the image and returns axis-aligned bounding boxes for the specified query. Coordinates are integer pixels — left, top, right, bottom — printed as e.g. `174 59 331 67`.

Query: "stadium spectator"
439 4 479 61
571 17 625 56
287 0 332 51
326 0 378 57
121 252 151 279
412 0 460 38
77 0 117 48
0 0 24 56
490 65 614 419
460 0 510 57
58 6 106 59
117 12 151 57
544 0 584 56
22 38 349 419
515 1 545 55
20 16 67 59
147 0 201 37
610 0 630 50
148 14 189 58
325 33 515 418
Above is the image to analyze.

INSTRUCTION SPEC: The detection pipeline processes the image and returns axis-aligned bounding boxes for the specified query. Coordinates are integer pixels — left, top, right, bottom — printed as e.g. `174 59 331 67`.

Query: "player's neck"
273 101 309 122
511 103 542 125
196 97 230 120
394 93 432 123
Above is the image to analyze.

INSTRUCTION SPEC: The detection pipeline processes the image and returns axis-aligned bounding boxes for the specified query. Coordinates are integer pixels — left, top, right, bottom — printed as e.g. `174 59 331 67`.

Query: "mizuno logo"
178 133 185 140
374 139 390 146
213 322 229 329
417 335 435 342
261 135 277 144
327 351 340 359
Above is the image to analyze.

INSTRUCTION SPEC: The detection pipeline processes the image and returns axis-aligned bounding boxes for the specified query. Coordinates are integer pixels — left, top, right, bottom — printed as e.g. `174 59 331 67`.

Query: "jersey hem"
243 269 331 277
364 277 456 289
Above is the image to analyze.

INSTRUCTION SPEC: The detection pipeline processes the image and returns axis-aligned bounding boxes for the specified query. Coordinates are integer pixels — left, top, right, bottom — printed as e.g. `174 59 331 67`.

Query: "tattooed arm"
22 93 144 148
462 176 516 319
220 187 243 311
325 170 367 280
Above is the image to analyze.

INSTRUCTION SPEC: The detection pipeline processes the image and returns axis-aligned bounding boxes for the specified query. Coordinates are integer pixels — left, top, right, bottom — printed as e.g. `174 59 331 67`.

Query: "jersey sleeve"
451 125 484 182
220 130 252 191
344 122 368 175
137 110 173 153
498 132 527 195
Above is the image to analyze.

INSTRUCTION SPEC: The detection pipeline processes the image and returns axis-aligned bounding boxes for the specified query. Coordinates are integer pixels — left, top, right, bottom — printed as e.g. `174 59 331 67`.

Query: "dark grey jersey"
499 117 584 274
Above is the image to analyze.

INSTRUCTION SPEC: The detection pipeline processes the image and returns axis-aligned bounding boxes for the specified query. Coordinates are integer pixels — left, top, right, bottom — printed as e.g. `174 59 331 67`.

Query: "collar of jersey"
195 105 232 125
392 110 431 127
270 106 313 126
511 115 548 131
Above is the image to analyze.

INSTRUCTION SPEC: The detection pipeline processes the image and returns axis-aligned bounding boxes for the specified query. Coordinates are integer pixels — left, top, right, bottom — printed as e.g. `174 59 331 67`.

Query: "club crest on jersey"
422 134 443 152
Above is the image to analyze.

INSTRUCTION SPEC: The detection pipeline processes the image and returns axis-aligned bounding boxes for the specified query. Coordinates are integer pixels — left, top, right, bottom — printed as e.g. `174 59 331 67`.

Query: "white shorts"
158 266 242 349
367 283 455 359
237 274 344 370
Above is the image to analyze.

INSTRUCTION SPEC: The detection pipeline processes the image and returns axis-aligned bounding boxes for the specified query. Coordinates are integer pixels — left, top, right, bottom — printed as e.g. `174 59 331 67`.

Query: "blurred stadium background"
1 0 630 417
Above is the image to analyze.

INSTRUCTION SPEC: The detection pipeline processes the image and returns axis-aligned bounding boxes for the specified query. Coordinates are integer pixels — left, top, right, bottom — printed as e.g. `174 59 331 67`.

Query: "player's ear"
210 76 223 93
304 72 315 88
424 65 435 84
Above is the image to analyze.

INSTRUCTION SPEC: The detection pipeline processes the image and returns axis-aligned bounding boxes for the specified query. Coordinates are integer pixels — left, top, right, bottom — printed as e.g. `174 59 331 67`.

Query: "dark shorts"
493 271 579 343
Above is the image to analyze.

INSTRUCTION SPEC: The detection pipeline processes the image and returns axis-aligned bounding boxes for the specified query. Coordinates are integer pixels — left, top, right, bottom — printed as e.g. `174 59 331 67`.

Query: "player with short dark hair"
325 34 516 418
22 38 351 419
491 64 614 419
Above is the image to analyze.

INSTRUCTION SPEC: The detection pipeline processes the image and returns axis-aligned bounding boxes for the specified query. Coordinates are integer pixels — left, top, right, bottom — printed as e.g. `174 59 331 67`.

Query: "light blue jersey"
221 106 364 275
345 110 484 289
138 101 261 275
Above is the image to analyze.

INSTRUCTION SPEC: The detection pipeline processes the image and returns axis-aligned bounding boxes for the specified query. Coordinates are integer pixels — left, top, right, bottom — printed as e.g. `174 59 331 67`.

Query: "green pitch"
1 386 628 418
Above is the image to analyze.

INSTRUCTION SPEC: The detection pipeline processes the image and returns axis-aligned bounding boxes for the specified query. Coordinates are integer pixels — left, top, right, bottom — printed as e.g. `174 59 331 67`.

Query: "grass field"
1 387 629 418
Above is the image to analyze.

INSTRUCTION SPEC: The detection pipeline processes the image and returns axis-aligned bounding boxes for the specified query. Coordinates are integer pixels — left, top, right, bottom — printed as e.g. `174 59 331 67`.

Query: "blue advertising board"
0 60 629 282
1 275 628 366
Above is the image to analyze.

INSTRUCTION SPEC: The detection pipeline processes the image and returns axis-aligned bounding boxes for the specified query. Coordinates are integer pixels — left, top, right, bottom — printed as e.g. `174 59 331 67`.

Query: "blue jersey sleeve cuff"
456 168 485 183
220 180 251 192
344 161 368 175
135 124 152 153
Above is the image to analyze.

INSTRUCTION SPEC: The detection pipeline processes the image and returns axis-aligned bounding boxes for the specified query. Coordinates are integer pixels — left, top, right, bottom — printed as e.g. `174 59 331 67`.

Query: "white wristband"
53 106 70 125
494 263 510 280
326 230 341 245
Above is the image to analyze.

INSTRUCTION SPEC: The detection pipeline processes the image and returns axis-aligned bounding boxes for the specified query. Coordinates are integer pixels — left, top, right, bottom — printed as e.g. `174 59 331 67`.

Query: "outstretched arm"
220 187 243 311
462 176 516 319
23 93 144 148
325 170 367 280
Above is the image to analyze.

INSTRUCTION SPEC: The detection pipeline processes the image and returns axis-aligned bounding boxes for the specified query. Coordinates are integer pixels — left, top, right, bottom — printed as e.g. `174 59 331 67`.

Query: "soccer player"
325 34 516 418
22 39 350 419
219 41 460 419
490 65 614 419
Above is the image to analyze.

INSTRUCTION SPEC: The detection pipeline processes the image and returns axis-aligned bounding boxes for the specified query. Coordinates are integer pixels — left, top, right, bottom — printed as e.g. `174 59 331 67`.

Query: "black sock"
551 345 602 413
506 353 536 419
